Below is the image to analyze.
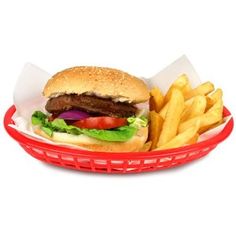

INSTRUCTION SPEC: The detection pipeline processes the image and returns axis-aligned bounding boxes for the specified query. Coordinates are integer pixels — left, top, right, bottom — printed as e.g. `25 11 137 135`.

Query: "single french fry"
149 96 156 111
187 133 199 145
181 95 205 122
157 89 184 147
181 109 191 123
184 95 206 121
184 97 194 106
178 98 223 133
198 119 224 134
181 99 194 122
159 102 169 119
140 141 152 152
150 87 164 112
148 111 163 150
174 74 189 87
164 87 175 104
210 88 223 102
184 82 214 100
207 97 223 113
156 121 200 150
164 74 189 103
206 88 223 111
198 124 211 135
178 112 221 133
179 117 201 134
206 96 214 111
182 81 192 98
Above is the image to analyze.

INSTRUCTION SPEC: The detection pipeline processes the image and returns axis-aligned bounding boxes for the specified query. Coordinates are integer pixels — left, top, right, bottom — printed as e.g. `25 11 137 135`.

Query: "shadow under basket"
4 105 234 174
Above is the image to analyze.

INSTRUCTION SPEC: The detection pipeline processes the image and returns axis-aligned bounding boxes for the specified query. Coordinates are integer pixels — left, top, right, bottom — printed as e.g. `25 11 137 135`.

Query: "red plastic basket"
4 105 234 174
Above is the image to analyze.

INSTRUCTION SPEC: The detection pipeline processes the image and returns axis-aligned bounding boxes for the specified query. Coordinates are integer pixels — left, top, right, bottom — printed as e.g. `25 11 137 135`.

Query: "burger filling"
32 94 148 142
45 94 137 117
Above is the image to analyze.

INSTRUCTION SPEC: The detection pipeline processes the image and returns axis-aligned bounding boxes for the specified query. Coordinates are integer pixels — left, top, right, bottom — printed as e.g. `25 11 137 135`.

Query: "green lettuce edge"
31 111 148 142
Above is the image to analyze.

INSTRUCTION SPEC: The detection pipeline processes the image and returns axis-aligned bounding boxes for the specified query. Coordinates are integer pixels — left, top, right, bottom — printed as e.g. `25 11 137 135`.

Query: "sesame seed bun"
34 127 148 152
43 66 149 103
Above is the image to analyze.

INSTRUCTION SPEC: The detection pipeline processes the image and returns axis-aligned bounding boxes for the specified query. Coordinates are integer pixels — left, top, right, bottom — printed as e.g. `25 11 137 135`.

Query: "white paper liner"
147 55 202 93
9 56 231 150
13 63 50 119
10 111 90 150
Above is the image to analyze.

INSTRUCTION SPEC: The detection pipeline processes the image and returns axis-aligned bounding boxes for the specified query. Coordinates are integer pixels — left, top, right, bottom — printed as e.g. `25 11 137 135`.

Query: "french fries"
210 88 223 102
147 75 224 151
148 111 163 150
207 96 223 112
164 74 189 103
180 101 193 122
184 81 214 100
178 98 223 133
206 88 223 111
156 121 200 150
198 120 224 134
149 87 164 112
187 133 199 145
182 81 192 98
157 89 184 147
159 102 169 119
182 95 206 122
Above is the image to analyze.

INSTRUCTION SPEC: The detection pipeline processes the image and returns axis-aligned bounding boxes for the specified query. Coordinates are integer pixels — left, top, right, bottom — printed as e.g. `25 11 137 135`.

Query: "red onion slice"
58 110 90 120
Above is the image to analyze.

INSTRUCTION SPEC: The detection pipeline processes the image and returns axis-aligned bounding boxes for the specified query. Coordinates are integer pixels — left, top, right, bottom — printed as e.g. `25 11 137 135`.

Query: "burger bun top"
43 66 149 104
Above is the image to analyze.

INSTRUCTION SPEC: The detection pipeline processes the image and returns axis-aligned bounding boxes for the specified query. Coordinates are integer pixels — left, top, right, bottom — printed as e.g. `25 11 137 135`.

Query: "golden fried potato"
178 98 223 133
147 76 224 151
159 102 169 119
156 121 199 150
164 74 189 103
149 96 156 112
182 81 192 98
198 119 224 134
157 89 184 147
210 88 223 102
187 133 199 145
150 87 164 112
207 97 223 113
206 88 223 111
148 111 163 150
182 95 206 121
184 81 214 100
181 102 193 122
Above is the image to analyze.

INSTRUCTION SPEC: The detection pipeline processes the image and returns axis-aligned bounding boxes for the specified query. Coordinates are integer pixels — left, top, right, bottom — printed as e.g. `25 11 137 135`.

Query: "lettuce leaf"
50 119 82 135
31 111 137 142
32 111 47 126
127 116 148 129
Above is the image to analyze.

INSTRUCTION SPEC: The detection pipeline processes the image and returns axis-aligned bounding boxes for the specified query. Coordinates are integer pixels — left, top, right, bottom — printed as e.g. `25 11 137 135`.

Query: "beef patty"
45 94 137 117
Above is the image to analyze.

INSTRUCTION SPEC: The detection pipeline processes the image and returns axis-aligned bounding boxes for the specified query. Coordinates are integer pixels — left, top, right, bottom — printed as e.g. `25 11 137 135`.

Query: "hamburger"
31 66 150 152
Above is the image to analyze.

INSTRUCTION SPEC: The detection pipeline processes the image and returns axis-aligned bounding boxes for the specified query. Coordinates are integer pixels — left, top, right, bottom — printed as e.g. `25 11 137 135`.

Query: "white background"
0 1 235 236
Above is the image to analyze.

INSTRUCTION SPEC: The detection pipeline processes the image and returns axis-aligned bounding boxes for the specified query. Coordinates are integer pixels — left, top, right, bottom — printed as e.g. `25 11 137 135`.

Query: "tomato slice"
73 117 127 130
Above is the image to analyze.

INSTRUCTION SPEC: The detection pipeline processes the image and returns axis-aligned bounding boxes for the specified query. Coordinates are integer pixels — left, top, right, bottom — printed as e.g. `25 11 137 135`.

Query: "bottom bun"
34 127 148 152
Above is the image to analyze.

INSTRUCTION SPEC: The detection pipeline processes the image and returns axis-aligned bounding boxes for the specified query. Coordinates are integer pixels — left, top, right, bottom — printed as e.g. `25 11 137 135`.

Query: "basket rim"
4 105 234 159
